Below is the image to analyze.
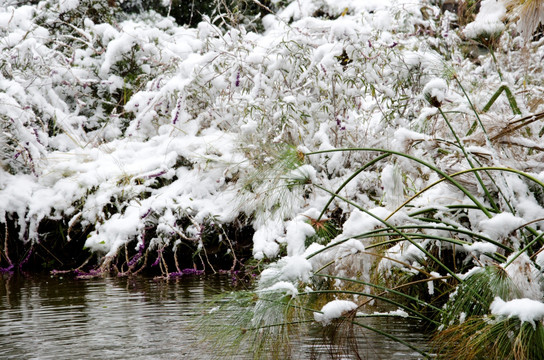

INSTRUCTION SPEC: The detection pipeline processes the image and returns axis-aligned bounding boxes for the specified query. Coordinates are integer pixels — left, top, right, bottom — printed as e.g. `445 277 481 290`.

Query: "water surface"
0 274 430 359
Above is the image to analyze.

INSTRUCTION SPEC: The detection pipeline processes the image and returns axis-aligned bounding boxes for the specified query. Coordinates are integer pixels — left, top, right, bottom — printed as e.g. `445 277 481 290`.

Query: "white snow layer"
340 208 388 238
490 297 544 328
381 164 404 209
314 300 358 325
479 212 525 242
285 213 317 257
422 78 448 104
464 0 506 38
463 241 497 255
502 253 543 300
260 281 299 297
259 255 314 287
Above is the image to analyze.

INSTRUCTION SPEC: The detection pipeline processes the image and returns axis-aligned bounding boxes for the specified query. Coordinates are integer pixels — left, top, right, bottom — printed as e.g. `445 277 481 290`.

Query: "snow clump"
463 0 507 38
479 212 525 246
490 297 544 329
314 300 358 325
422 78 448 107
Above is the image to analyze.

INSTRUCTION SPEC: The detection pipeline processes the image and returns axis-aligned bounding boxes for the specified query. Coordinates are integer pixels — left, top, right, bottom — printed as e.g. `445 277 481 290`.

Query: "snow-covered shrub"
0 1 242 273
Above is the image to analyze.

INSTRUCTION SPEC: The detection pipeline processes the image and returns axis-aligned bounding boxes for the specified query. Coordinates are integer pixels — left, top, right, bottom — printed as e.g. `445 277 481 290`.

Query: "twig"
491 111 544 141
251 0 274 14
2 222 13 267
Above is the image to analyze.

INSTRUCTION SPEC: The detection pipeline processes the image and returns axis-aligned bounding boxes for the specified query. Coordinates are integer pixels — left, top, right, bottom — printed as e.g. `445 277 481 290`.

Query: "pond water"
0 274 431 359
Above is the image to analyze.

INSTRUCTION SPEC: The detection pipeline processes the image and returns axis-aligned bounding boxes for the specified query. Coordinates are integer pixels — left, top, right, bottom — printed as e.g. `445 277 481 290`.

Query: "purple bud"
145 170 167 179
173 98 182 124
140 208 152 219
320 64 327 75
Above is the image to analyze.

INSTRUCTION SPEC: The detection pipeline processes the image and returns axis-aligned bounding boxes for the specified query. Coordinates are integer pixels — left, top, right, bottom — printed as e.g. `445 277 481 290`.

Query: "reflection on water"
0 274 231 360
0 274 430 359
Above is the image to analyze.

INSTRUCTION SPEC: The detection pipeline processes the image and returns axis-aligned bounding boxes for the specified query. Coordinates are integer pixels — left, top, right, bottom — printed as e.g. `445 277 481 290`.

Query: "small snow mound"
252 219 284 259
490 297 544 328
463 0 506 38
479 212 525 240
259 255 313 286
241 120 258 135
381 164 403 210
260 281 299 297
393 127 428 152
335 238 365 257
370 309 409 318
463 241 497 255
285 214 316 256
341 207 389 238
502 253 543 300
314 300 358 325
284 164 317 185
422 78 448 105
59 0 79 12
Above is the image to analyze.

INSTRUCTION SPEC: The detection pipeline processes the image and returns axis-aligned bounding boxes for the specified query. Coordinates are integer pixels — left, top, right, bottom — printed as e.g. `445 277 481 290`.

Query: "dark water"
0 274 430 359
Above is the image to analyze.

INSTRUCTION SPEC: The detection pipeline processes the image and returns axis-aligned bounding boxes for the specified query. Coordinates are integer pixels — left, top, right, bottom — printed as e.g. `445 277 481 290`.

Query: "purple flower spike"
181 268 204 275
173 98 182 124
18 247 34 269
0 264 14 273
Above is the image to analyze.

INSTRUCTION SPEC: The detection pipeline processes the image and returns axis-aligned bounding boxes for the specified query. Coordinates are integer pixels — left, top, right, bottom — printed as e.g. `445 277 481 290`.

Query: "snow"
314 300 358 325
284 213 317 256
253 219 284 260
59 0 79 12
502 253 543 300
284 164 318 186
378 242 426 276
340 208 389 239
463 0 506 38
516 199 544 229
260 281 299 297
422 78 448 105
240 120 258 135
368 309 409 318
259 255 313 287
463 241 498 255
490 297 544 328
382 163 404 209
478 212 525 243
427 271 443 296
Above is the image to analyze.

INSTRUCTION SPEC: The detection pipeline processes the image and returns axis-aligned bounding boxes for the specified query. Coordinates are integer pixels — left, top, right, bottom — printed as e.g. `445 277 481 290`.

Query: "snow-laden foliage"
1 1 243 267
2 0 544 356
1 0 460 265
